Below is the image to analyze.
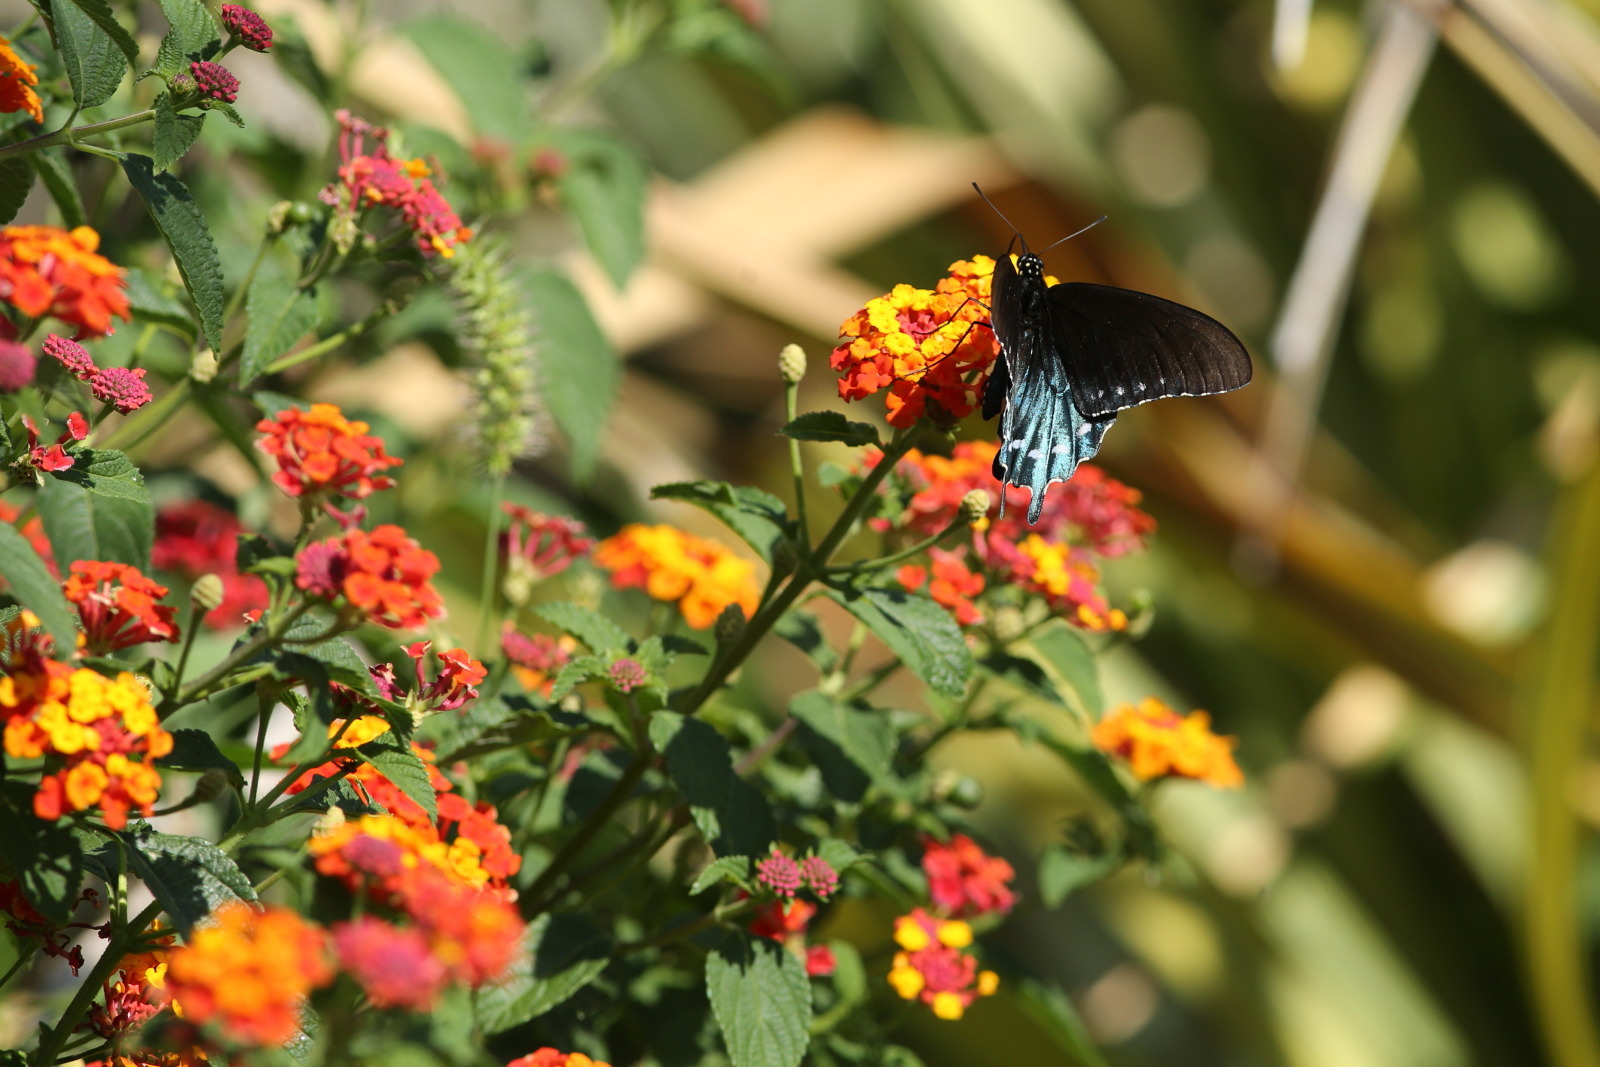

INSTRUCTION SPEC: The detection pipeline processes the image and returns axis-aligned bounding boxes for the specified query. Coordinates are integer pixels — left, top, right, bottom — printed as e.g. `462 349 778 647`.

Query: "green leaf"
122 267 196 337
535 600 632 654
0 796 83 924
789 691 894 803
151 92 205 172
121 154 225 350
778 411 881 448
0 522 78 652
476 914 611 1033
650 712 774 857
153 0 218 79
706 935 812 1067
353 735 437 821
1028 624 1102 717
1037 842 1121 909
32 151 87 229
814 838 862 876
821 587 972 697
651 480 788 561
523 268 617 483
120 825 256 934
773 610 838 673
51 0 133 107
1015 979 1113 1067
401 15 526 142
690 855 754 895
37 448 154 572
981 651 1063 707
157 728 245 790
0 158 32 225
258 615 372 691
241 272 318 387
549 131 647 289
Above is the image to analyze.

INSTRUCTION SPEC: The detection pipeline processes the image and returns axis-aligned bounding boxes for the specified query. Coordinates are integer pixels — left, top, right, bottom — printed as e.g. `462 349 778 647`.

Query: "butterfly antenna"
971 182 1024 242
1041 215 1107 253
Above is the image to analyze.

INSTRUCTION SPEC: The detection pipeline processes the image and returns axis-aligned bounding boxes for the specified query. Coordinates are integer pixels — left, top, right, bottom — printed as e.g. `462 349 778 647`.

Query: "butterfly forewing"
1045 283 1252 421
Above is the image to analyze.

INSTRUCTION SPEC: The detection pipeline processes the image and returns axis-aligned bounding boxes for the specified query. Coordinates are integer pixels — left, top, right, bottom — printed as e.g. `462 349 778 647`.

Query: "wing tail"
993 370 1113 524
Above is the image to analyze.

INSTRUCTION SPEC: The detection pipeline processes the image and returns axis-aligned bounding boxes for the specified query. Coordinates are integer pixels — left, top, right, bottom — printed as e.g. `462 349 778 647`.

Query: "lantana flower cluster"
62 560 181 654
0 33 43 123
322 110 472 258
871 440 1154 631
831 256 1002 427
0 614 173 829
1092 696 1243 788
595 523 761 629
748 847 840 977
884 833 1014 1020
0 225 130 336
42 333 152 413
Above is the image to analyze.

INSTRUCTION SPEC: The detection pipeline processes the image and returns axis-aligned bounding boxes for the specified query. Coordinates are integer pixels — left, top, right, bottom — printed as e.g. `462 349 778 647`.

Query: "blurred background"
51 0 1600 1062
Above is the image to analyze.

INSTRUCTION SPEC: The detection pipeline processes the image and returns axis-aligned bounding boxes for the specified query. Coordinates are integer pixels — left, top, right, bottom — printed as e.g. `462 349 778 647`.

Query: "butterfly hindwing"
1044 282 1253 421
993 357 1113 523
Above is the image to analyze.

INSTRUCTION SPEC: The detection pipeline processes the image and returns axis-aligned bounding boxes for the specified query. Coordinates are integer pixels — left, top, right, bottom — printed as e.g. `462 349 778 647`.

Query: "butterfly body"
985 247 1252 524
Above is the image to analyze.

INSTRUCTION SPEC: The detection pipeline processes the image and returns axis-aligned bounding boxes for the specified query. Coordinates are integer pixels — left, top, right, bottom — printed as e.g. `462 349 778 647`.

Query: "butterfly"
977 189 1254 524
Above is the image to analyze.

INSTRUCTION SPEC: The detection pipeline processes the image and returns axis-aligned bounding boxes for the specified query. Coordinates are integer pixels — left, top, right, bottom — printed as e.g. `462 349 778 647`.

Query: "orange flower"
86 946 173 1042
896 548 984 626
594 524 760 629
0 648 173 829
1092 697 1243 787
886 908 998 1020
163 903 333 1046
0 225 129 336
63 560 181 653
922 834 1015 918
0 35 42 123
295 523 444 630
501 626 574 697
255 403 402 502
832 257 1003 428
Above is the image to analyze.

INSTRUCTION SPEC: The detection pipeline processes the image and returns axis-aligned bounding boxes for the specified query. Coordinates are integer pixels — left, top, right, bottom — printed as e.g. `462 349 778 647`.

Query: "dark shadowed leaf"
651 480 789 561
821 586 972 697
650 712 774 857
0 794 83 924
476 914 611 1033
37 448 154 572
779 411 881 448
121 154 225 350
789 691 894 803
120 825 256 934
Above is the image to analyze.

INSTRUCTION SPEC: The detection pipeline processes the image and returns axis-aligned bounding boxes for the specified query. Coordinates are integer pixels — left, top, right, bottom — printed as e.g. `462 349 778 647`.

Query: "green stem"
785 378 810 543
824 513 968 577
248 689 275 806
99 377 190 456
30 900 162 1067
223 233 278 325
161 602 312 713
477 472 506 656
615 897 757 953
0 109 155 161
1521 454 1600 1067
261 308 384 375
674 427 919 717
162 600 205 708
523 752 652 915
0 949 32 990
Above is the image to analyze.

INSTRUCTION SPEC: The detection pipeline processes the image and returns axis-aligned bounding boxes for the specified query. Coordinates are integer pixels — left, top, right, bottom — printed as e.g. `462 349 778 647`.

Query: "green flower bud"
715 603 746 646
778 343 807 385
191 573 225 612
188 348 219 383
959 489 992 525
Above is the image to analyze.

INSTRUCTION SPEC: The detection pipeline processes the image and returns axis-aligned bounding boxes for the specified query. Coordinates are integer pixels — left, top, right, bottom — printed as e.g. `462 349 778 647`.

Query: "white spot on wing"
1027 448 1043 459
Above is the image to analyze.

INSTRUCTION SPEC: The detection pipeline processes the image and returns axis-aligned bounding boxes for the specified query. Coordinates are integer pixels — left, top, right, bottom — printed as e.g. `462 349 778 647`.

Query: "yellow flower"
1092 697 1244 787
594 524 760 630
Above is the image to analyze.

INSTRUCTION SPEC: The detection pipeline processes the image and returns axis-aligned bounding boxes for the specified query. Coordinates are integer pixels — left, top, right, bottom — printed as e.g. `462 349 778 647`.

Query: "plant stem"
523 752 652 915
476 472 505 656
30 900 162 1067
0 109 155 161
785 377 810 543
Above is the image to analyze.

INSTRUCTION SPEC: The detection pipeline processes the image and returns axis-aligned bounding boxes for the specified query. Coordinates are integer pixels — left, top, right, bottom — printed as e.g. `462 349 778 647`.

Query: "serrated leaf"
157 728 245 790
153 0 217 79
821 586 972 697
650 712 774 857
0 158 32 225
706 936 811 1067
1028 624 1101 717
524 268 616 483
353 735 436 821
37 448 154 572
690 855 753 895
32 151 87 229
0 522 78 651
241 272 319 387
773 610 838 673
52 0 133 107
402 15 526 142
550 132 647 289
778 411 881 448
547 654 609 701
0 796 83 924
121 154 224 350
1037 842 1121 909
120 825 256 933
814 838 862 876
535 600 632 654
476 914 611 1033
651 480 788 561
122 266 196 337
789 691 893 803
151 92 205 171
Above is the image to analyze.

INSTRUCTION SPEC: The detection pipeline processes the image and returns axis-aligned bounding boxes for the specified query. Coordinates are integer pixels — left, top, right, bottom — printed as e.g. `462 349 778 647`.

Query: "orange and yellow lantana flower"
1092 696 1243 787
0 35 42 123
594 523 760 629
0 225 129 336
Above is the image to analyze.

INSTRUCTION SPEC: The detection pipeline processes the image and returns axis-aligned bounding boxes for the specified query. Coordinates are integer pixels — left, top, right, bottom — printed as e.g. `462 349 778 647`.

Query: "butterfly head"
1017 251 1045 281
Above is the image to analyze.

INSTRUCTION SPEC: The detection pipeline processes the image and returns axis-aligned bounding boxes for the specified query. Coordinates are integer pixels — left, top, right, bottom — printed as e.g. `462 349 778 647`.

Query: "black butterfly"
979 195 1254 524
